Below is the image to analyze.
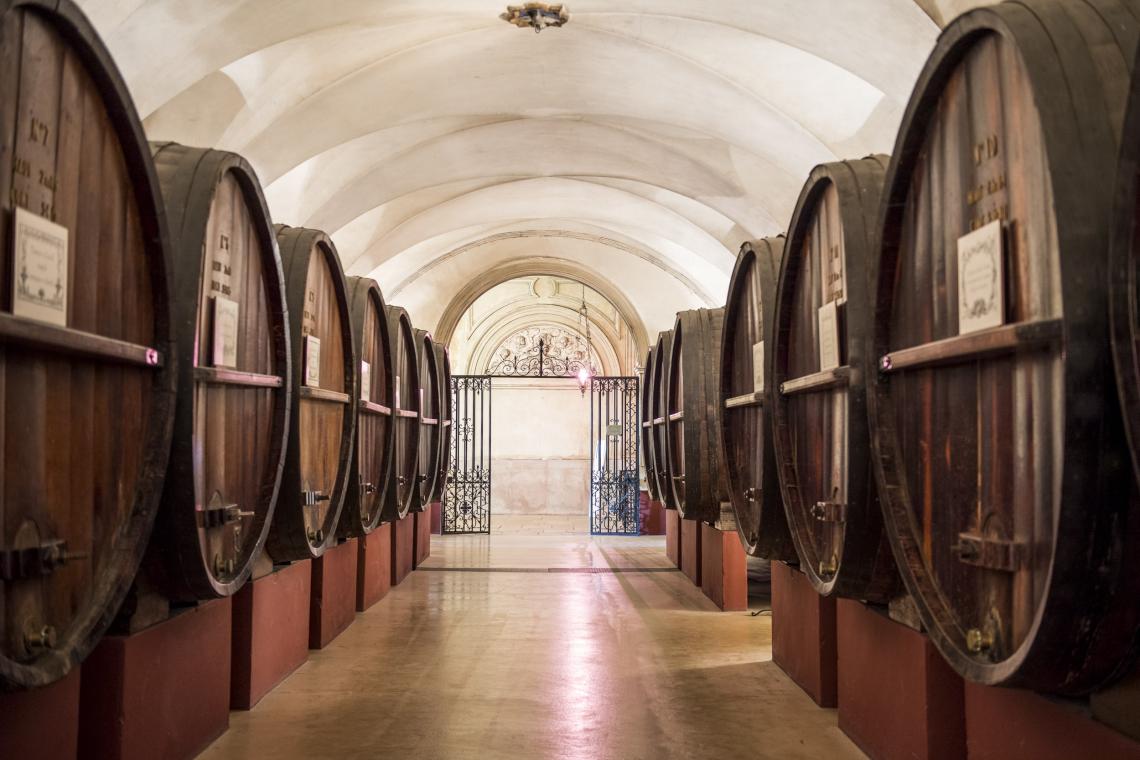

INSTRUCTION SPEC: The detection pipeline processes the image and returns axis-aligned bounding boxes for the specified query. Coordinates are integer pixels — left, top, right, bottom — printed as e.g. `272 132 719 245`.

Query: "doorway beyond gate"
442 375 640 535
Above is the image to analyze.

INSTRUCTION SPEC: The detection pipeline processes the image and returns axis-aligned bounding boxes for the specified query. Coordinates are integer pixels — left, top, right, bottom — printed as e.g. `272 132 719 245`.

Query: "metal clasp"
0 539 85 581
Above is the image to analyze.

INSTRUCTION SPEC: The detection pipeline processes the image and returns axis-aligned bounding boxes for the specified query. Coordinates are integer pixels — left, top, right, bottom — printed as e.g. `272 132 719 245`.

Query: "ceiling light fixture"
501 3 570 34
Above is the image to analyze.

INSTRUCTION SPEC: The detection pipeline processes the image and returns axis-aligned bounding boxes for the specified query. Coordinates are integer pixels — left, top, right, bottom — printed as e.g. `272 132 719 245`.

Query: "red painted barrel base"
681 517 702 586
414 508 432 568
357 523 393 612
78 598 232 760
0 668 80 759
639 492 665 535
966 682 1140 760
700 522 747 611
230 559 311 710
665 508 681 567
310 538 358 650
392 513 415 586
431 499 442 534
772 560 837 707
837 599 965 760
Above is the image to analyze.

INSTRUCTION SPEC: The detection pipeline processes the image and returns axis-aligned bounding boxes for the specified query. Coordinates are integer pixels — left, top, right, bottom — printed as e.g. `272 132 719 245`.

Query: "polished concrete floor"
204 530 864 760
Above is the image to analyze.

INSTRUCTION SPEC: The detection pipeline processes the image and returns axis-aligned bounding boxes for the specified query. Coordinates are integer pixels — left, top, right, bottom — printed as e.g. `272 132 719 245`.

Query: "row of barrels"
0 0 452 690
645 0 1140 697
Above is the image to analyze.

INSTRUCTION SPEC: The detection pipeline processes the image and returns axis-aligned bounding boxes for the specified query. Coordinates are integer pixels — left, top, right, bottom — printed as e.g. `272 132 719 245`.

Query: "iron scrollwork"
487 326 596 377
590 376 641 535
443 376 492 533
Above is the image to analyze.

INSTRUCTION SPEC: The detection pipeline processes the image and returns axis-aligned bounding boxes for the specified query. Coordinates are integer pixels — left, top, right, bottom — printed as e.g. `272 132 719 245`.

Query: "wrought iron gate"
443 375 492 533
589 376 640 535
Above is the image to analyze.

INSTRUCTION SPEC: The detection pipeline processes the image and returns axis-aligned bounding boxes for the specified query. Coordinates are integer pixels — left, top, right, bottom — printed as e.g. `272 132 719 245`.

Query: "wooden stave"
650 330 675 506
771 155 897 604
640 345 659 502
719 238 797 560
664 308 727 523
268 225 357 561
413 328 442 512
339 276 395 538
0 0 178 690
431 340 452 503
149 142 290 599
869 0 1140 694
381 305 422 522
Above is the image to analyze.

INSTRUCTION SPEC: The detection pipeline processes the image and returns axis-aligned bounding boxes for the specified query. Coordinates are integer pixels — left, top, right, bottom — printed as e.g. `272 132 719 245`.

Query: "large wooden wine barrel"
414 328 442 512
340 276 394 537
432 340 453 502
269 226 356 561
383 306 421 521
150 143 290 598
0 0 177 689
640 346 659 502
869 0 1140 694
650 331 674 506
664 308 726 522
771 155 895 604
719 239 796 560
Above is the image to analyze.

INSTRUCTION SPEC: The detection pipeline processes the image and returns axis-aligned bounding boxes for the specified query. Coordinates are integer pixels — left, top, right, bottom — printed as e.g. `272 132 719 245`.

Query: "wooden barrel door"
340 276 394 537
432 340 453 503
650 331 674 506
772 155 895 603
0 0 176 689
151 143 290 598
383 306 421 521
270 226 356 560
665 308 726 523
414 328 442 511
640 346 658 503
870 0 1140 694
720 239 796 560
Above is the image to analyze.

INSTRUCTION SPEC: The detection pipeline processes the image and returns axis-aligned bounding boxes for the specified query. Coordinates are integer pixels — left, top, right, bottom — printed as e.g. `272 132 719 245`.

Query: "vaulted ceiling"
77 0 987 337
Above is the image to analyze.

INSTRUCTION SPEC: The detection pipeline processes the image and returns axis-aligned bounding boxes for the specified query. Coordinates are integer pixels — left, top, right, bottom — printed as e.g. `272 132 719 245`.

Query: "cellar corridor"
201 530 861 760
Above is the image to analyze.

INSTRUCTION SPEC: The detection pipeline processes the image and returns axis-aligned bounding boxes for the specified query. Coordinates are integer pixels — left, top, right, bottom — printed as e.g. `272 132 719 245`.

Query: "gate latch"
954 532 1025 572
200 502 254 529
302 490 330 507
811 500 847 523
0 540 84 581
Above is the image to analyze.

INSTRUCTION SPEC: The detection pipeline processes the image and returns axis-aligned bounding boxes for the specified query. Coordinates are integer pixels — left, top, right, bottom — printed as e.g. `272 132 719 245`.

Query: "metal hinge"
743 487 760 502
362 482 377 495
199 501 254 529
954 532 1025 573
0 540 85 581
811 500 847 523
302 489 331 507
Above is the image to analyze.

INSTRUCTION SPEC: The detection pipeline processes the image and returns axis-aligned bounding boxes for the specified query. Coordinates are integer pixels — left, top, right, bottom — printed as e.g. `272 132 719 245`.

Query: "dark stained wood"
650 331 674 506
413 328 442 512
870 0 1140 694
432 340 452 503
0 0 176 690
640 345 659 501
339 277 394 539
382 306 421 521
771 155 896 604
718 238 796 560
149 142 290 601
268 225 356 561
664 308 726 523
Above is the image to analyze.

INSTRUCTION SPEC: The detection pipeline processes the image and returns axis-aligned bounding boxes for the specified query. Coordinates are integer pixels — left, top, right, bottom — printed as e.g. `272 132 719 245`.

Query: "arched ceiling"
76 0 990 335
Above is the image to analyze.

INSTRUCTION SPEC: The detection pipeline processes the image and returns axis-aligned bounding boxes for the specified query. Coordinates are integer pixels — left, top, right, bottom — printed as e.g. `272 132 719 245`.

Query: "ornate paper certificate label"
958 220 1004 335
818 301 840 371
752 341 765 393
211 296 239 367
304 335 321 388
12 207 68 326
361 360 371 402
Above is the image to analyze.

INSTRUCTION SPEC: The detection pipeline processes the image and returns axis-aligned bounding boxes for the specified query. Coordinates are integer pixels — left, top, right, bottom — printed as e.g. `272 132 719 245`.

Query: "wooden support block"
681 517 702 586
639 491 666 535
700 522 747 611
771 560 837 707
665 508 682 567
392 513 415 586
309 538 358 650
1092 664 1140 743
431 500 442 535
357 523 392 612
78 598 232 760
0 668 80 760
965 681 1140 760
836 598 965 760
414 508 432 567
230 560 311 710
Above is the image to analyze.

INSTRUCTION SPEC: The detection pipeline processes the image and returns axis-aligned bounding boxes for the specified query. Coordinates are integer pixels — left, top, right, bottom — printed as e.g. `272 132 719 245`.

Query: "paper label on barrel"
361 360 371 402
818 301 840 371
752 341 765 394
211 296 239 367
11 207 68 326
304 335 321 388
957 220 1004 335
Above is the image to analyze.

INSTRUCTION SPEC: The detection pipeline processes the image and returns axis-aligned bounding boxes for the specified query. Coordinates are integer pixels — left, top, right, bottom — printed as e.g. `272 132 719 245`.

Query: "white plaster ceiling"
75 0 987 335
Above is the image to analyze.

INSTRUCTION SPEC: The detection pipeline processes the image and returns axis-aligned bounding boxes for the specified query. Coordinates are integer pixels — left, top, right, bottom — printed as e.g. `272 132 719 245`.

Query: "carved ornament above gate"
486 325 599 377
